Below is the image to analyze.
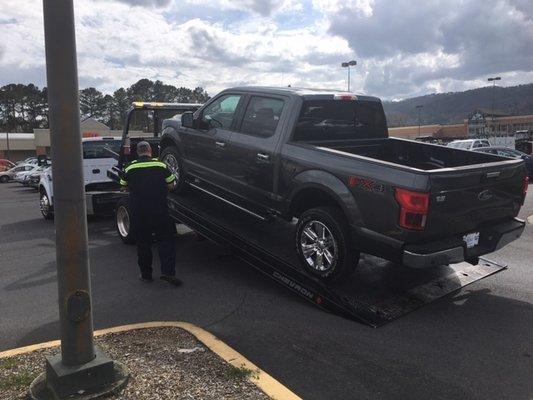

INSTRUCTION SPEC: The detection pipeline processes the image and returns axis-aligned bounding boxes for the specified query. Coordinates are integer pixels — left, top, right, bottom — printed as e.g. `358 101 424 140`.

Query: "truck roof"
226 86 382 102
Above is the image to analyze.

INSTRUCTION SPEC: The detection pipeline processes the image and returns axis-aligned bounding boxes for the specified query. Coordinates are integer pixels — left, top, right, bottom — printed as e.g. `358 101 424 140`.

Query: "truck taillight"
394 188 430 230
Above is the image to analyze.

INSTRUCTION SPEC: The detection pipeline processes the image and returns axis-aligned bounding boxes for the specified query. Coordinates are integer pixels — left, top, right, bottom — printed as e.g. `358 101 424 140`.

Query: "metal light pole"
416 105 423 138
341 60 357 91
30 1 127 398
6 131 10 161
488 76 501 136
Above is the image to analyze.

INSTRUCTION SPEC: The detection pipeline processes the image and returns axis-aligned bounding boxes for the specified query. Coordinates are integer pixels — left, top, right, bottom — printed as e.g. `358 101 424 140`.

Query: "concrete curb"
0 321 301 400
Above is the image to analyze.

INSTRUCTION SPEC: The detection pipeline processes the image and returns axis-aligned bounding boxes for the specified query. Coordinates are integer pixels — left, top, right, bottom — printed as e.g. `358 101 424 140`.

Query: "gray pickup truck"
118 88 528 282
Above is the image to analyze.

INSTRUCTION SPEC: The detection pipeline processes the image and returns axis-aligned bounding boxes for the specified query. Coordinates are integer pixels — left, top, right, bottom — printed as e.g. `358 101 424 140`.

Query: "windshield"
292 99 387 142
82 140 121 159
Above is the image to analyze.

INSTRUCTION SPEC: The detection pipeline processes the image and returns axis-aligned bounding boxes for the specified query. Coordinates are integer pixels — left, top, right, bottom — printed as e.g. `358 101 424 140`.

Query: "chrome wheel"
40 193 50 217
300 220 338 272
163 153 180 181
116 205 130 238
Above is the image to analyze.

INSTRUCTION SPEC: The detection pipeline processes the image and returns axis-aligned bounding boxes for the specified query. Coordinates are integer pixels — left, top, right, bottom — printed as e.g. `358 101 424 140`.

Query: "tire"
39 190 54 220
115 197 135 244
160 146 187 193
0 175 9 183
295 206 360 283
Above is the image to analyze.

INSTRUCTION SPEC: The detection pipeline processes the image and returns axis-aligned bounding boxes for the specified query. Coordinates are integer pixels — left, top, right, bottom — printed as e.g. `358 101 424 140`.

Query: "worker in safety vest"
120 141 181 286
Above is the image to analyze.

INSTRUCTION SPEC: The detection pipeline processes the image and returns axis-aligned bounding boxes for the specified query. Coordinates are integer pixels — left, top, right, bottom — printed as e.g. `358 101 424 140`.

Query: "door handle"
256 153 270 161
215 141 226 148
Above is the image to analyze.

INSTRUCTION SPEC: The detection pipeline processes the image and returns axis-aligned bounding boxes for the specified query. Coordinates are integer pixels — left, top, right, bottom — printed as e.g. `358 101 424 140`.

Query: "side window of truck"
200 94 242 130
240 96 284 138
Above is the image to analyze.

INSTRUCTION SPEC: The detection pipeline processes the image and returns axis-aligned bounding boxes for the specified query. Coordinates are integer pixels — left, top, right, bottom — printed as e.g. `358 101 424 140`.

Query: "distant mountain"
383 83 533 127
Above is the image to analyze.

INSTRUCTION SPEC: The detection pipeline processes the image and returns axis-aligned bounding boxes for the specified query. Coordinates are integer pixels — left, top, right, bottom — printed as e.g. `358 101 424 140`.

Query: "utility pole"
416 105 423 138
30 1 127 398
341 60 357 91
488 76 501 136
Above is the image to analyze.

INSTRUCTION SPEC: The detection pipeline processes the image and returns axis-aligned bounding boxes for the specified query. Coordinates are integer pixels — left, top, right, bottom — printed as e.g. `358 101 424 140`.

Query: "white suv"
39 137 122 219
448 139 491 151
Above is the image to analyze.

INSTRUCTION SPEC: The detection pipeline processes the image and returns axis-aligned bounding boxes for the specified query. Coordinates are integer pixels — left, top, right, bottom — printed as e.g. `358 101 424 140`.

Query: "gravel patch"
0 327 270 400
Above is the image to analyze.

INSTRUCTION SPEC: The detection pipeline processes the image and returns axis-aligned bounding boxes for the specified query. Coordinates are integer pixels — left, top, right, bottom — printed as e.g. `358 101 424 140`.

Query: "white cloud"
0 0 532 100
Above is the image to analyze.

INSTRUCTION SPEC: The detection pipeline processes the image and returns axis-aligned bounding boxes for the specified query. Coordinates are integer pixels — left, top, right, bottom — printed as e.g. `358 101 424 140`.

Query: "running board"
168 192 507 327
188 183 268 221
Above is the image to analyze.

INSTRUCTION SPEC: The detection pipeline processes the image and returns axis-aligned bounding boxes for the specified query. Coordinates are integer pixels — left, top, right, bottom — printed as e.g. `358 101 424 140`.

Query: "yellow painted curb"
0 321 301 400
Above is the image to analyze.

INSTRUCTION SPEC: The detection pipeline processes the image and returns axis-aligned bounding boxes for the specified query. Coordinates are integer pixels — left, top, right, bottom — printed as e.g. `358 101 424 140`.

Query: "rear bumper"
85 191 124 216
402 218 525 268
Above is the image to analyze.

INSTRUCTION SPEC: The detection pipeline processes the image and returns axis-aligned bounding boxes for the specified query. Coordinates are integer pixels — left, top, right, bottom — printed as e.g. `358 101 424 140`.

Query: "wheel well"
159 136 176 154
289 188 345 218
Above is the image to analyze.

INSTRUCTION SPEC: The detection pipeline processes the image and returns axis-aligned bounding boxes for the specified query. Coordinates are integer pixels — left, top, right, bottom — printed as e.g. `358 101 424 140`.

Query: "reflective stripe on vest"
124 160 167 173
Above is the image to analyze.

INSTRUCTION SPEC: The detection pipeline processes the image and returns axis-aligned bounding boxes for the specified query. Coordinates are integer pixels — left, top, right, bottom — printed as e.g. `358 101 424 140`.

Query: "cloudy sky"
1 0 532 100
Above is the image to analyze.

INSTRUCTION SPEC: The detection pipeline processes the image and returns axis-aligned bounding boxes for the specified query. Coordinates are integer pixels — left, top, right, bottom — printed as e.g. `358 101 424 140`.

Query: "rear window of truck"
293 100 387 142
82 140 121 159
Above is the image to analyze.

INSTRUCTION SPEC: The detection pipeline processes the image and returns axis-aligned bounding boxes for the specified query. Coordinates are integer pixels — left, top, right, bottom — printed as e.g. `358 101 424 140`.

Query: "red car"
0 159 15 172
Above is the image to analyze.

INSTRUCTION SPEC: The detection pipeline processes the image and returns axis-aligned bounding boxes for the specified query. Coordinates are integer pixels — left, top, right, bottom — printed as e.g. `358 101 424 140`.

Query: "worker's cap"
136 141 152 155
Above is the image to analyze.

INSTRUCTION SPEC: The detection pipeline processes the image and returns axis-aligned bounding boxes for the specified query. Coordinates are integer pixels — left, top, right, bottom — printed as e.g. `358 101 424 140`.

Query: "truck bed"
301 137 526 243
314 137 507 170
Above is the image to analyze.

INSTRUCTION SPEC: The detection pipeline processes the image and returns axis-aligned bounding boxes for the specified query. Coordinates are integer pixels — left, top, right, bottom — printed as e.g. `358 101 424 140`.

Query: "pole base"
29 348 129 400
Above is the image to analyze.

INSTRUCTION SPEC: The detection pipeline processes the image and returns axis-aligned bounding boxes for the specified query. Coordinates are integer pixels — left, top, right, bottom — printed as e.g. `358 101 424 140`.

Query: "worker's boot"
160 275 182 286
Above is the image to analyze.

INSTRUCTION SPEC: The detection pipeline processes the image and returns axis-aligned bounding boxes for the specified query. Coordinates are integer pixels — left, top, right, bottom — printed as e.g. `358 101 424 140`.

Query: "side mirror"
181 112 194 128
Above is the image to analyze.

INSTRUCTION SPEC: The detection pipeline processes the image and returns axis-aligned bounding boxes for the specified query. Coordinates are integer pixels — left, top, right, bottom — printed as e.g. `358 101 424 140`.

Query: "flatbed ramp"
168 190 506 327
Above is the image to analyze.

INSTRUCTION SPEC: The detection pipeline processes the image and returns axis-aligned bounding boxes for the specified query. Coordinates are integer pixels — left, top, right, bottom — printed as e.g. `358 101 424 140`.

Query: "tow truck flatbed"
166 189 507 327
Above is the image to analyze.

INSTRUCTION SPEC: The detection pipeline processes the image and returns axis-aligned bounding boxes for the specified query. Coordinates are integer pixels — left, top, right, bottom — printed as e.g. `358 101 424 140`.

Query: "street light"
416 105 424 138
488 76 501 135
341 60 357 92
30 1 128 398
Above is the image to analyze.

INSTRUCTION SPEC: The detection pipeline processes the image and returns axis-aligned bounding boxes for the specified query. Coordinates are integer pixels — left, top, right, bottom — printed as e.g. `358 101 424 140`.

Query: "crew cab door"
82 139 122 184
181 94 243 187
224 95 286 207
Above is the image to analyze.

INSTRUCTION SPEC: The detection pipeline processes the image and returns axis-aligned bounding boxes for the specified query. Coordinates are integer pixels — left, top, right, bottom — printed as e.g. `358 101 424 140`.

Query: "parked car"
113 87 527 283
38 137 122 219
475 146 533 178
14 164 42 185
0 164 35 183
0 159 15 172
448 139 491 150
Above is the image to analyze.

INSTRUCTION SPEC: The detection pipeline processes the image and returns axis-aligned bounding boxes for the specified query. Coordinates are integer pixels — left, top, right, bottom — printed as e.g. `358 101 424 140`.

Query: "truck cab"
39 137 122 219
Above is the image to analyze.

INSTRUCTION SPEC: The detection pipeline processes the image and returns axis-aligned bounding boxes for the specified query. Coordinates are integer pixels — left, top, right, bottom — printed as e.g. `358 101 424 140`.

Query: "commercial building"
388 123 467 141
389 110 533 145
467 109 533 137
0 118 124 162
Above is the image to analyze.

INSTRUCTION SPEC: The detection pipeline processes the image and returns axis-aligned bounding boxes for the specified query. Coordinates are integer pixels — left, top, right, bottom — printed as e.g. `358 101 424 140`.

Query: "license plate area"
463 232 480 248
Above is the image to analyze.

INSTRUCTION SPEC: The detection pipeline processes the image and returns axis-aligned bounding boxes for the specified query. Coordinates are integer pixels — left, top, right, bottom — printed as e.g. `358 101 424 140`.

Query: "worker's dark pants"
132 211 176 278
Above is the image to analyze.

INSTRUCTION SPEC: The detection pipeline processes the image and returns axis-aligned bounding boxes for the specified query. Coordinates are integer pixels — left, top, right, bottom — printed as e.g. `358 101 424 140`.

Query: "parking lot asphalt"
1 182 532 400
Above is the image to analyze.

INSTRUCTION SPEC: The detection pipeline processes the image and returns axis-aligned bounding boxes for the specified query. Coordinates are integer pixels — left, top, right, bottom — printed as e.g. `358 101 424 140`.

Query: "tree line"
0 79 210 132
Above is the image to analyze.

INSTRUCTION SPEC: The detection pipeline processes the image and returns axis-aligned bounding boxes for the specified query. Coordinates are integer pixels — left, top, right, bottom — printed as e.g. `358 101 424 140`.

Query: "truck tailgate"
426 160 525 237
